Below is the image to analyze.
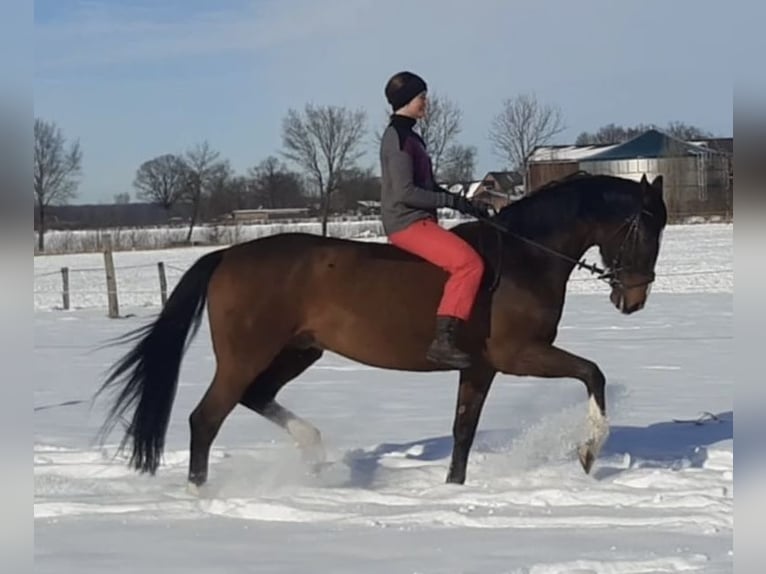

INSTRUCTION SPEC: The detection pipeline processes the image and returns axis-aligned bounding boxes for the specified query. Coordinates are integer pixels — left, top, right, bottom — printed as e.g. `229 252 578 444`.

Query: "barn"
526 142 615 191
528 129 732 222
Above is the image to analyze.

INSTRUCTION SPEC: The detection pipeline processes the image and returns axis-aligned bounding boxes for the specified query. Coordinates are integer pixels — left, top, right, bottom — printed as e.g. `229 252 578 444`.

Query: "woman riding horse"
380 71 490 369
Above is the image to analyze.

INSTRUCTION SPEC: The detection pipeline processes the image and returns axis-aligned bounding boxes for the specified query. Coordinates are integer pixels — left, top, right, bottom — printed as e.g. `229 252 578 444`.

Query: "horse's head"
599 174 667 314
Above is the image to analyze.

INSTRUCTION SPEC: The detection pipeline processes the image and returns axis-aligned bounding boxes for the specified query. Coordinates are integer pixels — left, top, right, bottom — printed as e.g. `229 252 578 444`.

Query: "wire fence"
33 262 188 280
33 257 188 313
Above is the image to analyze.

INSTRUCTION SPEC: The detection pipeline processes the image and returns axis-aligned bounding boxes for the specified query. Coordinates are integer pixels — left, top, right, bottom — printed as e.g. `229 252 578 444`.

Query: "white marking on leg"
285 415 326 464
286 417 322 449
186 482 201 497
262 401 326 463
585 395 609 460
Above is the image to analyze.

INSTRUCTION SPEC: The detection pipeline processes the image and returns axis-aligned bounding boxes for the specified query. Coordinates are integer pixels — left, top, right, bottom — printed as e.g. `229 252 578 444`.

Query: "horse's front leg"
446 364 496 485
500 343 609 473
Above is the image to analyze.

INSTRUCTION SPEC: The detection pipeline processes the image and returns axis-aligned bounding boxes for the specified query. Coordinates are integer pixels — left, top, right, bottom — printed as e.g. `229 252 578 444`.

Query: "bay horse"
96 173 667 488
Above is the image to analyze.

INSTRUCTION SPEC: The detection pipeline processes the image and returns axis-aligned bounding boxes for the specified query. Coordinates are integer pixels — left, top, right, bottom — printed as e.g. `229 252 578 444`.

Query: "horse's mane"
493 172 642 240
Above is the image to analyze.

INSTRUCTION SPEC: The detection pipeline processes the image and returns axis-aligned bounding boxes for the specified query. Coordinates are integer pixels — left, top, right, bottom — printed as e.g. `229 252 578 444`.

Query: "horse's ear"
642 174 663 209
651 175 663 193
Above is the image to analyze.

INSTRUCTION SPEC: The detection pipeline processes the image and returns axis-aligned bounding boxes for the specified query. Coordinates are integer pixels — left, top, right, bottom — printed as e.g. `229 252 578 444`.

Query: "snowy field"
34 223 733 573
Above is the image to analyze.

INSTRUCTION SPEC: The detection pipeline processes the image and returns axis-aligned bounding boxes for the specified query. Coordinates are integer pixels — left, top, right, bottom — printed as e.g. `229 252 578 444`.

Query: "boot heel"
425 316 472 369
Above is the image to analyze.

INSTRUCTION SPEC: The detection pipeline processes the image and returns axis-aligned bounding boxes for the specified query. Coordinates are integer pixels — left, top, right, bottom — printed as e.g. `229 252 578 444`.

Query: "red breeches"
389 218 484 321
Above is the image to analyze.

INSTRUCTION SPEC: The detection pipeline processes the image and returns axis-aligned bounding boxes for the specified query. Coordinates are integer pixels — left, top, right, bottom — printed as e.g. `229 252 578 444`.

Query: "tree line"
575 121 714 145
34 93 717 250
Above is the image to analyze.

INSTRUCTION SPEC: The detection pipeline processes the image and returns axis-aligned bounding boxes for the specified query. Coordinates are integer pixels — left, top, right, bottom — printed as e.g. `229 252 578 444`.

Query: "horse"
95 172 667 488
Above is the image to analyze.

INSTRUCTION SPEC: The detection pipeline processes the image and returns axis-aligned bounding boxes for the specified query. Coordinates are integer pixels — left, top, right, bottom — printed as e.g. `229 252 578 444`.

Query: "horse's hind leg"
188 364 249 488
508 343 608 473
188 343 287 488
239 347 325 463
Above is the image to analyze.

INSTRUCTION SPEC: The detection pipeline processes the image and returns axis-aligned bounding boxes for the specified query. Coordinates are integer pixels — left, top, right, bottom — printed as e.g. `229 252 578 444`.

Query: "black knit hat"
385 71 427 111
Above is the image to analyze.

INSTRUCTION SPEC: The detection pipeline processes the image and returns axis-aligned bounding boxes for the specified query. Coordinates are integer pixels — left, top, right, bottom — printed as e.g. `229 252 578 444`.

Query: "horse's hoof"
307 460 334 477
305 444 327 464
578 444 596 474
445 472 466 485
186 482 202 496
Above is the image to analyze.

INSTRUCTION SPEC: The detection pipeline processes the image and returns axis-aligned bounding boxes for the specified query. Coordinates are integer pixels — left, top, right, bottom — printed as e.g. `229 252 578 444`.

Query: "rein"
471 208 653 290
472 213 614 285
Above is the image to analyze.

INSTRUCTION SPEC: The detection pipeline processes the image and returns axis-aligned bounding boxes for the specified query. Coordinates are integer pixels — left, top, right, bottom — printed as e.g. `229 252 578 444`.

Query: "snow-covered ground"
34 223 733 573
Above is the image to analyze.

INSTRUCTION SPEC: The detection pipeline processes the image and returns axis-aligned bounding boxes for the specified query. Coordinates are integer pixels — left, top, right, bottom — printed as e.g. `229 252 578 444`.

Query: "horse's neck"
534 222 597 276
497 207 604 289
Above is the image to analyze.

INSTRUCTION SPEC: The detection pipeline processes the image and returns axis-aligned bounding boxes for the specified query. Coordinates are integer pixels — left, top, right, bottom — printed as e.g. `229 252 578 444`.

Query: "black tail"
95 249 225 474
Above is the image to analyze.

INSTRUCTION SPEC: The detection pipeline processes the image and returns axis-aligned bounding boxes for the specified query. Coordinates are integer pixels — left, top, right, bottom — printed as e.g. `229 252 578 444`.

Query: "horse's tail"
95 249 225 474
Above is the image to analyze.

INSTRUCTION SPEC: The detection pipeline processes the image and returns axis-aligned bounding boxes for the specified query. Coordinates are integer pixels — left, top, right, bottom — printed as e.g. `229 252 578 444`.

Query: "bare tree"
576 121 714 145
200 161 235 220
665 121 714 141
489 93 565 175
415 93 462 178
133 153 188 211
249 156 308 209
203 175 246 219
282 104 367 235
34 118 82 252
113 192 131 204
575 123 648 145
439 144 477 185
182 141 227 243
332 166 381 211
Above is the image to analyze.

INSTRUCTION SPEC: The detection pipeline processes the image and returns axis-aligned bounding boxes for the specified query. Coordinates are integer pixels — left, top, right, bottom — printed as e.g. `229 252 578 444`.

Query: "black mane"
493 172 643 239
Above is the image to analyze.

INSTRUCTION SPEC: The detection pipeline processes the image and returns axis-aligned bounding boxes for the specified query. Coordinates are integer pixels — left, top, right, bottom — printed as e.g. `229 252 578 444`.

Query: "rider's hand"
445 193 491 219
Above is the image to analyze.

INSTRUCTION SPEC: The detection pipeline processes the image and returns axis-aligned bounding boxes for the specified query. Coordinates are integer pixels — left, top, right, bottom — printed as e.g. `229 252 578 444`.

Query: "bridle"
472 207 656 291
599 208 657 290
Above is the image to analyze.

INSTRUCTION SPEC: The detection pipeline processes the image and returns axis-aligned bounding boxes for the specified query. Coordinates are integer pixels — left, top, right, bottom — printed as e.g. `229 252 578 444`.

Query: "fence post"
157 261 168 306
61 267 70 310
103 234 119 318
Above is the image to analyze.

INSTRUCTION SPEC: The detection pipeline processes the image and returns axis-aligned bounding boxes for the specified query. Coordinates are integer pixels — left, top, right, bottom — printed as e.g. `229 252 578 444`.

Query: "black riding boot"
426 316 471 369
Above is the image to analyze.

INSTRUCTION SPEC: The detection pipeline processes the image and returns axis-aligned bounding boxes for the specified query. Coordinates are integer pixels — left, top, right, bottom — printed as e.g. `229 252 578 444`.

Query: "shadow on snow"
336 411 733 487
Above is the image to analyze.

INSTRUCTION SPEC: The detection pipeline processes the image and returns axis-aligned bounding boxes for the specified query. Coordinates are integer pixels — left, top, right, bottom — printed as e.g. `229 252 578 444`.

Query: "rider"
379 70 490 369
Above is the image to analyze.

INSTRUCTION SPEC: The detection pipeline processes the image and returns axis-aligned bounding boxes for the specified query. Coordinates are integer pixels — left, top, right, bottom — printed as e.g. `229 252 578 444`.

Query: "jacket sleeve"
384 140 449 210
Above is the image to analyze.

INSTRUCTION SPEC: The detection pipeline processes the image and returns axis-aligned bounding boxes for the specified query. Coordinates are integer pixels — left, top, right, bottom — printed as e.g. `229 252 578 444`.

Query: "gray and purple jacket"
379 115 450 235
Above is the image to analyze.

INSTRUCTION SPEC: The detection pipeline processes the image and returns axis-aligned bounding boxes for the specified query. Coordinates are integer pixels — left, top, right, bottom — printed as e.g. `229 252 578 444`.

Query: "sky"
32 0 738 204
